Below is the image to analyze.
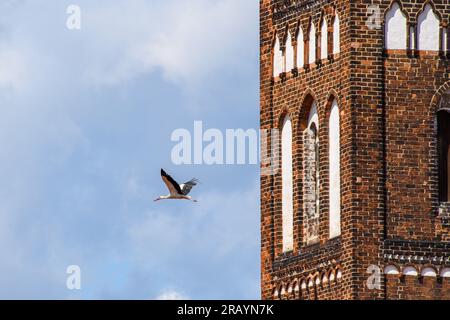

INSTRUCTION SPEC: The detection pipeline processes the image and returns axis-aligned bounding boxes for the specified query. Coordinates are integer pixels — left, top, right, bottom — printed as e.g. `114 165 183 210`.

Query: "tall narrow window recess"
329 100 341 238
442 27 448 54
282 115 294 252
309 23 316 64
303 103 320 245
410 25 416 50
297 27 304 69
273 35 283 78
321 18 328 60
447 27 450 54
438 94 450 203
417 4 440 51
333 14 340 55
385 2 407 50
285 32 294 73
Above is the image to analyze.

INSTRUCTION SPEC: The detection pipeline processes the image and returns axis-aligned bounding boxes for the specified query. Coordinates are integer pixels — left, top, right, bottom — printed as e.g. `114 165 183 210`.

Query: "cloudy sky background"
0 0 259 299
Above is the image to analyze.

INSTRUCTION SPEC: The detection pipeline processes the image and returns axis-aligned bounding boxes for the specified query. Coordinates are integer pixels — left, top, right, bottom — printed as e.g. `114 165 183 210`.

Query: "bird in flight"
154 169 199 202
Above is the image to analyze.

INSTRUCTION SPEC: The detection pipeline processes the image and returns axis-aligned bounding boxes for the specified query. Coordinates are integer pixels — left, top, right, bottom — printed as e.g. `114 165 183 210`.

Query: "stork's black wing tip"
161 168 166 176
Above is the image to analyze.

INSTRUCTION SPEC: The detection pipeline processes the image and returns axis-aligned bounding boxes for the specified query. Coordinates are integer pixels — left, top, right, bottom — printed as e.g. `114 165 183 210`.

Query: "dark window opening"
438 110 450 202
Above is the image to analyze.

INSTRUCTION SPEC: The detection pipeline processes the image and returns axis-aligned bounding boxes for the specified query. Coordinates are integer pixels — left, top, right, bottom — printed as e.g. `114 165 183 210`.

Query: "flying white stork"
154 169 199 202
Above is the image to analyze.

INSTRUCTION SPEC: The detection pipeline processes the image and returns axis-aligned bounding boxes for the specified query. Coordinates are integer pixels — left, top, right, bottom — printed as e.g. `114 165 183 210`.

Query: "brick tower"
260 0 450 300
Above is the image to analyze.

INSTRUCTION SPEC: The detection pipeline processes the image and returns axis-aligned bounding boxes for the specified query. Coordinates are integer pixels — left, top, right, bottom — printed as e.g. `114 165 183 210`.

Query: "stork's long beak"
154 198 160 202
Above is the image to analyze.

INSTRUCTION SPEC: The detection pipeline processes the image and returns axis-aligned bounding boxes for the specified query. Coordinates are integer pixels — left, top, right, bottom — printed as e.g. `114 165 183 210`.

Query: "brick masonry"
260 0 450 300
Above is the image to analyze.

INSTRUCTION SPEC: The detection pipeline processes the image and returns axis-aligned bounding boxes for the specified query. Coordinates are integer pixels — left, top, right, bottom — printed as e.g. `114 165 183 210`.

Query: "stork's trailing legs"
154 169 199 202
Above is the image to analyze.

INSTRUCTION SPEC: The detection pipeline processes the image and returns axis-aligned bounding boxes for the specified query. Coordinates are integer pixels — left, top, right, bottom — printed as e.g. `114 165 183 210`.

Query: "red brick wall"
384 51 448 241
260 0 354 300
261 0 450 300
385 275 450 300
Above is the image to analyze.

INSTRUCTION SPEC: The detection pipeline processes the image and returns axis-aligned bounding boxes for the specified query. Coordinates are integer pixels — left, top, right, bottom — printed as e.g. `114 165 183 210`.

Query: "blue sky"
0 0 259 299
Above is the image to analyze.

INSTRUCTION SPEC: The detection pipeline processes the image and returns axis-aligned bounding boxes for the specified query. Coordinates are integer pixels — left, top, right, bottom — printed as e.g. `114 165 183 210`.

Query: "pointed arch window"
438 108 450 202
333 14 340 55
384 2 407 50
285 32 294 72
273 35 283 77
321 18 328 60
309 23 316 64
329 99 341 238
281 115 294 252
417 4 440 51
303 103 320 245
297 27 304 68
442 27 448 54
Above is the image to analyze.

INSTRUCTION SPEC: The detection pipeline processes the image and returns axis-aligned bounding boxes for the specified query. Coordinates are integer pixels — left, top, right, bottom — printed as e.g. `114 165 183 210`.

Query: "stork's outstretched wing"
180 178 199 195
161 169 183 195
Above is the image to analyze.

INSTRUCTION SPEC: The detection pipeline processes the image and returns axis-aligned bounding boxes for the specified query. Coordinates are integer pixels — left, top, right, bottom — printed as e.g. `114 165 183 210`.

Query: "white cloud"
83 0 257 86
138 0 256 84
0 44 28 91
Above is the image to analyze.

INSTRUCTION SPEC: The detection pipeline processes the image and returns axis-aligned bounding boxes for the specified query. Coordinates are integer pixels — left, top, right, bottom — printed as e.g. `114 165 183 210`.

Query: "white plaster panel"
333 15 340 54
329 100 341 238
285 33 294 72
385 2 407 50
282 116 294 252
309 23 316 64
297 28 304 68
321 20 328 59
418 4 440 51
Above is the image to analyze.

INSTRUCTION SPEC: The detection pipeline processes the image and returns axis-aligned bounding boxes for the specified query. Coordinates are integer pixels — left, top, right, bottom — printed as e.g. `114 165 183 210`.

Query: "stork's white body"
155 169 199 202
156 194 193 201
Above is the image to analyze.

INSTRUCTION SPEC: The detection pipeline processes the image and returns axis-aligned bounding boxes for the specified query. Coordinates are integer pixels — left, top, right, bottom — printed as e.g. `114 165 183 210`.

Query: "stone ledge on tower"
382 239 450 293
